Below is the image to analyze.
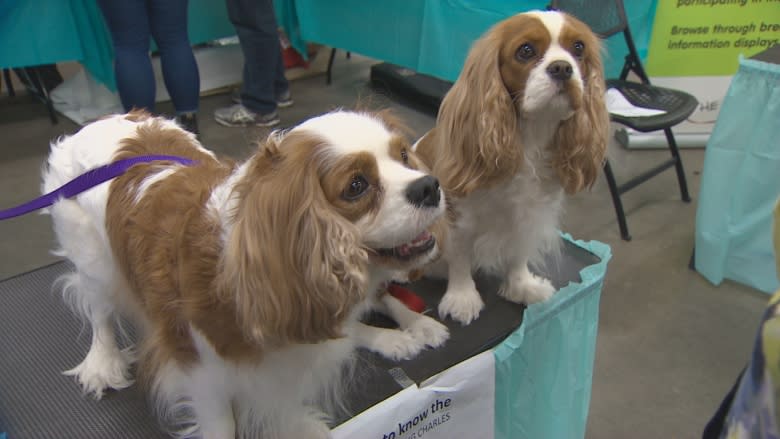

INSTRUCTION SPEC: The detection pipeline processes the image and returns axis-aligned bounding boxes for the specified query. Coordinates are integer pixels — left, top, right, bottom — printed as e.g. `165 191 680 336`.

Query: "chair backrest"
549 0 628 38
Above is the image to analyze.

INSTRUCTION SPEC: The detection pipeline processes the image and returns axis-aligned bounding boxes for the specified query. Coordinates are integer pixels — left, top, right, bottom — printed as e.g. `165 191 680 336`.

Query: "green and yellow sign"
646 0 780 77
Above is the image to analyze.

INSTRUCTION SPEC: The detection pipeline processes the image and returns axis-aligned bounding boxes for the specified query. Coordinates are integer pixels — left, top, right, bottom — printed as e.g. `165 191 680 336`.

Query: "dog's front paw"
438 286 484 325
367 329 425 361
499 272 556 304
64 346 135 399
405 315 449 349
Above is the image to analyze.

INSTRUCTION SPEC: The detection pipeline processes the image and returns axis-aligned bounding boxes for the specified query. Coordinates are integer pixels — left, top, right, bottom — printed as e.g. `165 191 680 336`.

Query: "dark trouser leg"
225 0 287 114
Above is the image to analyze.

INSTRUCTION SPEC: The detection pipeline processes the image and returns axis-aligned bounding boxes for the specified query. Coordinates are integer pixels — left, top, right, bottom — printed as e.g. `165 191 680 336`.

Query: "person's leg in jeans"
216 0 289 126
148 0 200 133
148 0 199 114
97 0 156 112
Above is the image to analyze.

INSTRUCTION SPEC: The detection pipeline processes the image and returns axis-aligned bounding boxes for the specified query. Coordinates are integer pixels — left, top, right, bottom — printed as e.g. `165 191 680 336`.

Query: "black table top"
750 44 780 65
0 239 599 438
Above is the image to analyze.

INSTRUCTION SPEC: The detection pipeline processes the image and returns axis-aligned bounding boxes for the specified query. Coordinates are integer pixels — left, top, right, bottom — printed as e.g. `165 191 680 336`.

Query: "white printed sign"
332 350 495 439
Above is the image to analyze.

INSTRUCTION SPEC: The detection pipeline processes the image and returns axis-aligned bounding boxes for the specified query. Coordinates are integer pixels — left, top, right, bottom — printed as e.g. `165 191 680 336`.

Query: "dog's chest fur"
451 150 564 273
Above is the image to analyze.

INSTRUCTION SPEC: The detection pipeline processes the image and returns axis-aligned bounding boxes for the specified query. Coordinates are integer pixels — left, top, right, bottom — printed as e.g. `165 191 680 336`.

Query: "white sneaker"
213 104 280 127
231 89 294 108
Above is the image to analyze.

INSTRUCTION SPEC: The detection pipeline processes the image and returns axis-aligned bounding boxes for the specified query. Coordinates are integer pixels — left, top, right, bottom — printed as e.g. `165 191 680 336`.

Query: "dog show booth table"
2 0 658 123
289 0 658 82
0 0 239 124
0 235 610 439
0 0 236 90
1 0 656 87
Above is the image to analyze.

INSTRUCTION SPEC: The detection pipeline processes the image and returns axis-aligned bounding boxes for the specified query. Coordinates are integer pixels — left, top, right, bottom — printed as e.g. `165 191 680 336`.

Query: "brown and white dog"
43 110 447 438
414 10 610 324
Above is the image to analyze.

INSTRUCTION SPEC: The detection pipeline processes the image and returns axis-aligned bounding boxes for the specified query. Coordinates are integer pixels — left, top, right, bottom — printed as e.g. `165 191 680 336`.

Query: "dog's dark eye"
343 175 370 201
400 148 409 164
573 41 585 57
515 43 536 61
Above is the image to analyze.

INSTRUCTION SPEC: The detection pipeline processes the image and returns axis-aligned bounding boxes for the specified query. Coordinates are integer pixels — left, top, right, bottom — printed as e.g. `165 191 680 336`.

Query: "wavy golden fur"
417 12 609 197
424 27 522 197
411 11 611 325
47 110 450 438
552 14 610 194
218 132 369 349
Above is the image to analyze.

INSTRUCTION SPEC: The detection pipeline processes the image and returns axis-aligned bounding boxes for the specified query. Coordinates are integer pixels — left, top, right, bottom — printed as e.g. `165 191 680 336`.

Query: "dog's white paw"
64 346 134 399
438 286 484 325
367 329 425 361
499 273 556 304
405 315 449 349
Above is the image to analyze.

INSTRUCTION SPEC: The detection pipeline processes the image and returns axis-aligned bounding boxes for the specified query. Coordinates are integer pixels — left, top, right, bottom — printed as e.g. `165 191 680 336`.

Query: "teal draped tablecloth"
293 0 658 81
1 0 656 91
0 0 237 91
695 49 780 294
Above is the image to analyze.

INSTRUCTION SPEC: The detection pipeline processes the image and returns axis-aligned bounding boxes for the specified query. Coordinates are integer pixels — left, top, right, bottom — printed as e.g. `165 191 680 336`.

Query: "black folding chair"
326 48 351 85
551 0 696 240
1 66 60 124
1 69 15 96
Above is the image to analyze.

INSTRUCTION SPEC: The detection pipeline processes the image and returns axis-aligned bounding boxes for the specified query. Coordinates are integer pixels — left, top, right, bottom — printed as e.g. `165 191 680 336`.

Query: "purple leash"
0 155 196 221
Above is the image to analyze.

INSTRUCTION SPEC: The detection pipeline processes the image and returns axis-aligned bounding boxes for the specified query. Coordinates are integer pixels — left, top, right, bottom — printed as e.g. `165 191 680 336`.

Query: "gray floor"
0 56 768 439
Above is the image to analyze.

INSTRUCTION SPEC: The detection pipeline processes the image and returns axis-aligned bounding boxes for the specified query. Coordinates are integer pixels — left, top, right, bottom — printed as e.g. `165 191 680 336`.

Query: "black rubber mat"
0 263 166 439
0 240 598 437
370 62 453 115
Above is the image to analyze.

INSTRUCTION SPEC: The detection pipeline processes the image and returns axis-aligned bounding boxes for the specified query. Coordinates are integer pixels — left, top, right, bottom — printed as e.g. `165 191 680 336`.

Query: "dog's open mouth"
373 231 435 261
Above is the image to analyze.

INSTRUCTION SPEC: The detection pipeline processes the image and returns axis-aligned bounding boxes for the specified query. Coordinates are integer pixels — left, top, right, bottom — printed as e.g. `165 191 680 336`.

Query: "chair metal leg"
17 67 58 124
604 160 632 241
2 69 15 96
27 67 58 124
326 48 337 85
663 128 691 202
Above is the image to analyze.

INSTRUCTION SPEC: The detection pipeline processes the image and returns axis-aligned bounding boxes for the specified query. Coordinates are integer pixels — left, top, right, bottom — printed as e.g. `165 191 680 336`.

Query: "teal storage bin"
495 235 611 439
695 56 780 294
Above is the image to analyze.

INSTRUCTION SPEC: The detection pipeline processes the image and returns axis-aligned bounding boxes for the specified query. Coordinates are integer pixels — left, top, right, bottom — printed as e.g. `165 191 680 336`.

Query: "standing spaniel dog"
415 10 609 324
43 110 446 438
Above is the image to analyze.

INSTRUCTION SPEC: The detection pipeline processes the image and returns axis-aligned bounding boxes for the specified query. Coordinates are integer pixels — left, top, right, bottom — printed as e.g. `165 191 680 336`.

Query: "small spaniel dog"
43 110 447 438
414 10 609 324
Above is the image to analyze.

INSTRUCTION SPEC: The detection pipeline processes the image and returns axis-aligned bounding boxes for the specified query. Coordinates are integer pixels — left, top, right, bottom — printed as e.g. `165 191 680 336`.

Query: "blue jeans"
98 0 200 114
226 0 288 114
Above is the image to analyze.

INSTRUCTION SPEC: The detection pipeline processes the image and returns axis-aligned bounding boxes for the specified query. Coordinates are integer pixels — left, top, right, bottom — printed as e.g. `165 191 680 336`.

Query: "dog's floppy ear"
218 131 368 349
433 27 523 197
551 19 610 194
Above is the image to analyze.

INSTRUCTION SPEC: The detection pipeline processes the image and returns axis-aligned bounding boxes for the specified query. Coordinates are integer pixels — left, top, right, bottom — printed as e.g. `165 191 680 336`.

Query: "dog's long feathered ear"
218 132 368 349
552 30 610 194
434 28 522 197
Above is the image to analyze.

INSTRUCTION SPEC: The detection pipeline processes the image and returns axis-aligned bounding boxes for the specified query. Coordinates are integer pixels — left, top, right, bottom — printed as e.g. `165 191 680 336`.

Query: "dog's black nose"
405 175 440 208
546 60 573 81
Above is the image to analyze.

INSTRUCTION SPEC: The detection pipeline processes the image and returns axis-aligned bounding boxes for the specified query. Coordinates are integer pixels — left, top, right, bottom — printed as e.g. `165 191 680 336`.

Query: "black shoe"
177 113 199 136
